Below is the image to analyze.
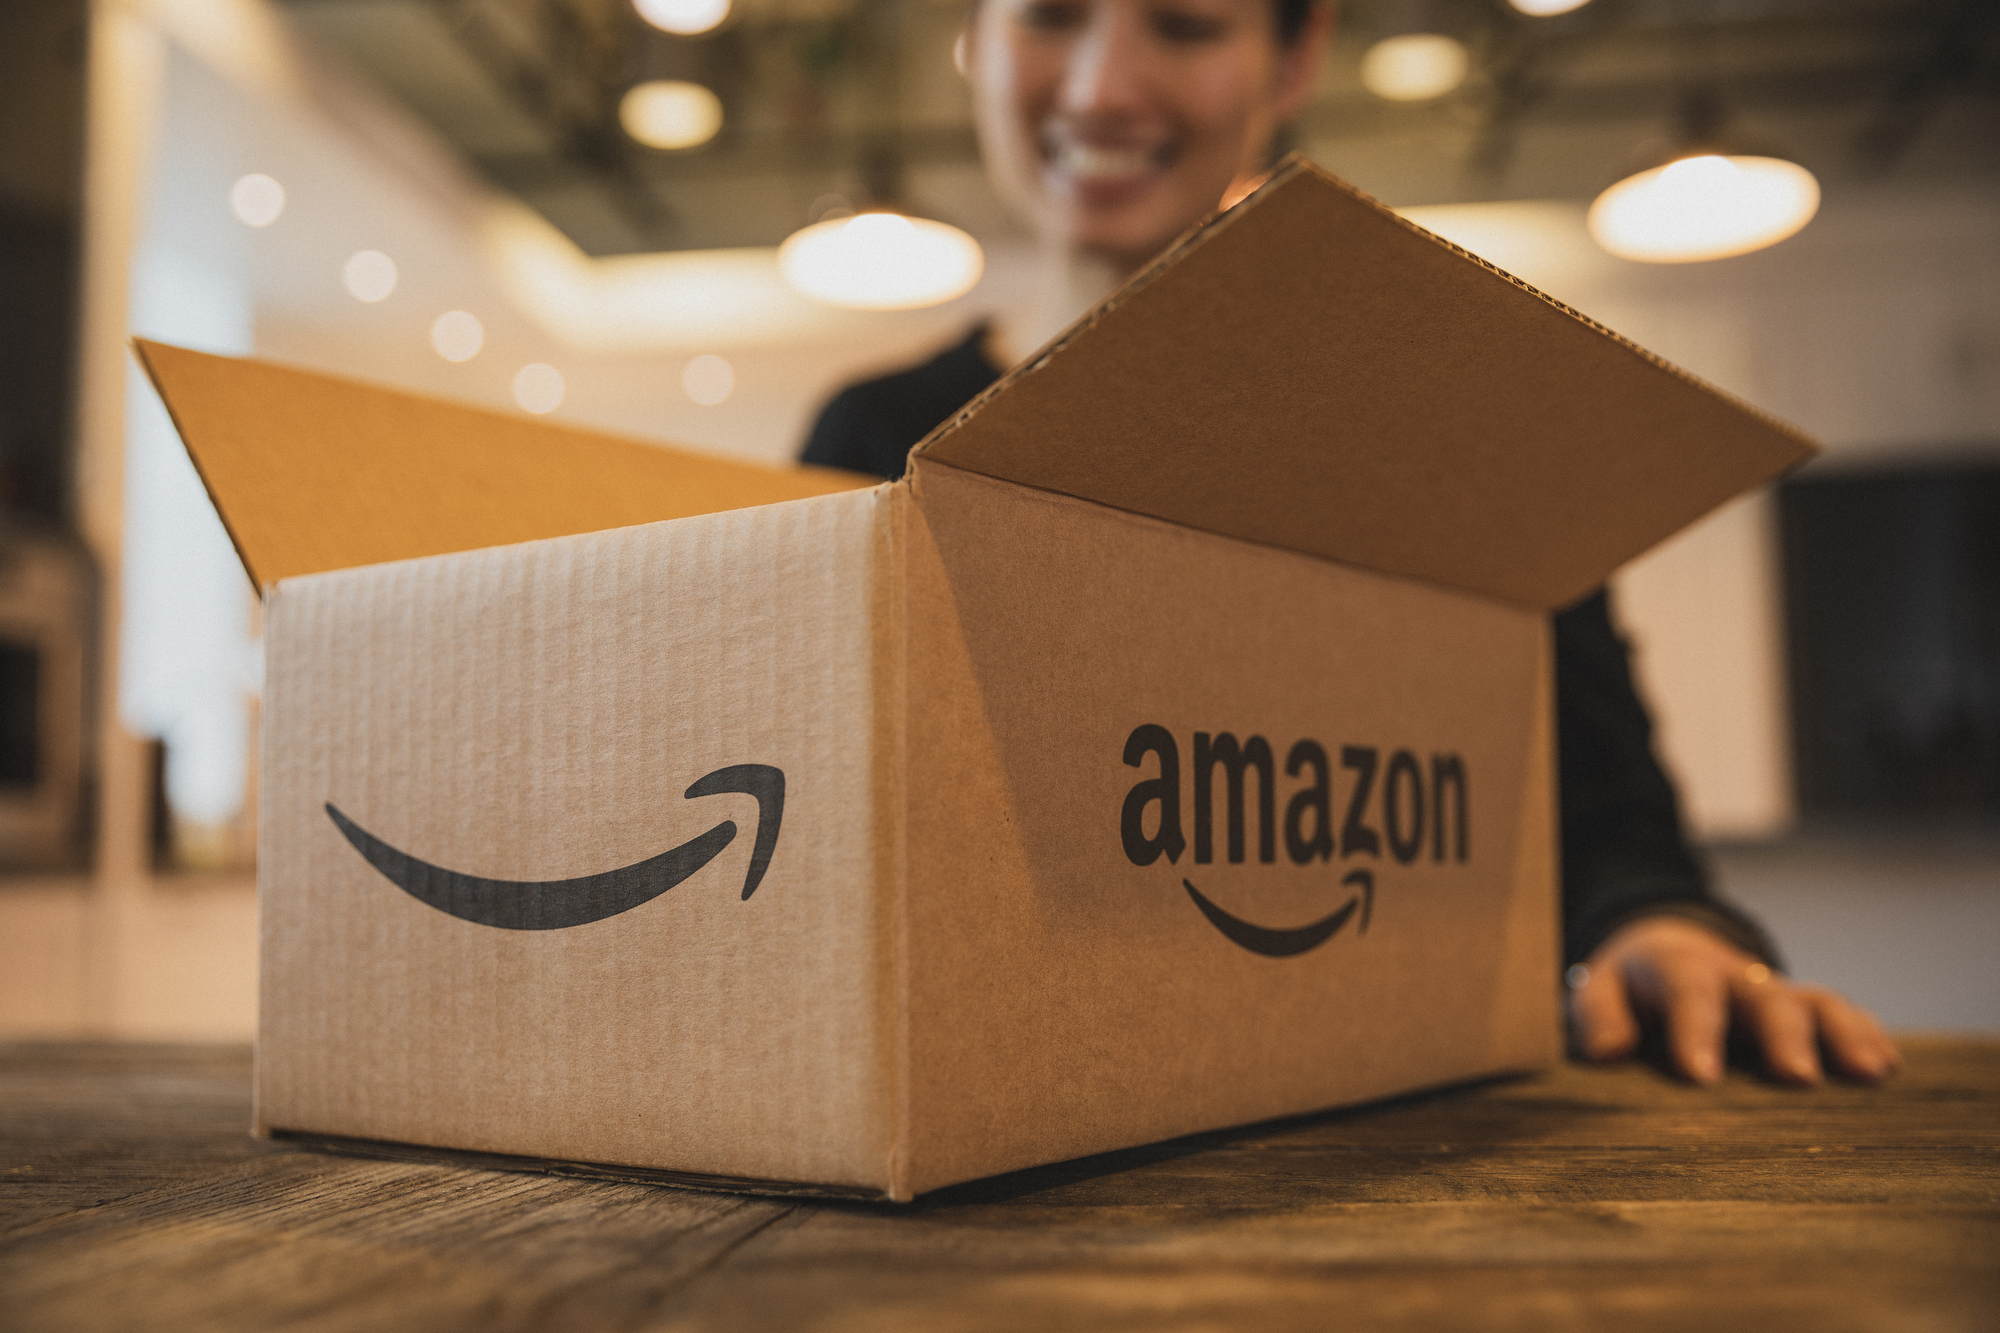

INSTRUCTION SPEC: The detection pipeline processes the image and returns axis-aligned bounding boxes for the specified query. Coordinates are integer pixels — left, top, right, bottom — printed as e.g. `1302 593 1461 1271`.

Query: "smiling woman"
967 0 1327 298
801 0 1902 1097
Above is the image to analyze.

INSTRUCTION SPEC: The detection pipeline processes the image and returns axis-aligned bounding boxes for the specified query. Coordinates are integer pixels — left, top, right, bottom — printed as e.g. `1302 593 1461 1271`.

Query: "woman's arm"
1555 591 1899 1083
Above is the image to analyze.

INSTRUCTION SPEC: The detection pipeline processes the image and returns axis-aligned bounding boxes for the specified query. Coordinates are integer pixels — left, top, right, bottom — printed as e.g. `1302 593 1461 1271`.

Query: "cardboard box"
139 159 1813 1201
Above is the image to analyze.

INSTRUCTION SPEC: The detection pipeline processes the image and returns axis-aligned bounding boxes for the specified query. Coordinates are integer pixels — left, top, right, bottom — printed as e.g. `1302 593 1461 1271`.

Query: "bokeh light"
342 250 397 303
1360 34 1470 102
619 81 724 151
682 354 734 406
513 363 565 414
778 213 984 311
634 0 729 36
1588 154 1820 263
1508 0 1593 15
430 311 484 362
229 174 285 227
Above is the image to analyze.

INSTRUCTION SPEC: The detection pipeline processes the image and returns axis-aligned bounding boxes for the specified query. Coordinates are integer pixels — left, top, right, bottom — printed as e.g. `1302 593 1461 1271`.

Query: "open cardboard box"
139 159 1814 1201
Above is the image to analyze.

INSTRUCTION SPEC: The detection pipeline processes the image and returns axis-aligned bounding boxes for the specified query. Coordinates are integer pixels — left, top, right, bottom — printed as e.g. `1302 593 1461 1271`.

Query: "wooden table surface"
2 1040 1995 1332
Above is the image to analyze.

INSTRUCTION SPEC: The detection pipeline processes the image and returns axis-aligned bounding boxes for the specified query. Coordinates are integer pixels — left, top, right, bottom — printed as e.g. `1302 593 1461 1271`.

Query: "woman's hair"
966 0 1322 47
1273 0 1317 45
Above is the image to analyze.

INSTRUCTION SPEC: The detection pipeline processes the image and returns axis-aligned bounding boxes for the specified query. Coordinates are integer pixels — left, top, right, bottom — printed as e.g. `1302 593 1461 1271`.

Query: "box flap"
134 340 875 589
913 158 1816 610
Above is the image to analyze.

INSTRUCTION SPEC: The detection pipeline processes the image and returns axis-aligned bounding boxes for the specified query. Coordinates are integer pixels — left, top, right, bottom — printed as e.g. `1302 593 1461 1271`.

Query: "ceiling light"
431 311 484 362
229 173 285 227
513 364 565 415
1508 0 1593 14
683 354 734 405
342 250 397 302
1589 154 1819 262
778 212 984 311
634 0 729 36
1360 34 1469 101
1589 90 1820 264
620 80 723 151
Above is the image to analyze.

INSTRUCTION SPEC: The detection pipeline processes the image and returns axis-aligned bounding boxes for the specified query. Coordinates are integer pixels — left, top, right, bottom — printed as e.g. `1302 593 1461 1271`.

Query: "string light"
513 364 565 414
342 250 397 302
430 311 484 362
229 174 285 227
683 354 734 405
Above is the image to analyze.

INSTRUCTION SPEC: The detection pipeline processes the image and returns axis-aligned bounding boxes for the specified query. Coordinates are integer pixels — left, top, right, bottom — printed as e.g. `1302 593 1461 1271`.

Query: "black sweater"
804 326 1778 968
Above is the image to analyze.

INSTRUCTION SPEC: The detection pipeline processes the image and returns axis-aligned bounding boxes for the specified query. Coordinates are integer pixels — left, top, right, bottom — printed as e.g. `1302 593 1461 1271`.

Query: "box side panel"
901 463 1557 1195
258 489 894 1191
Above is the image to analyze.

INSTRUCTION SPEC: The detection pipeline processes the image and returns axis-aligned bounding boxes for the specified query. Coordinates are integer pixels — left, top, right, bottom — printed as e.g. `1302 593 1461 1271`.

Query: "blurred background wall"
0 0 1994 1040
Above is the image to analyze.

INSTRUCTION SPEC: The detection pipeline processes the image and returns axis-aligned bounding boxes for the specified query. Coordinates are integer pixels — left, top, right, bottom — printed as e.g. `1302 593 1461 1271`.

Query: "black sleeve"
1555 589 1781 969
802 327 1003 482
802 383 909 481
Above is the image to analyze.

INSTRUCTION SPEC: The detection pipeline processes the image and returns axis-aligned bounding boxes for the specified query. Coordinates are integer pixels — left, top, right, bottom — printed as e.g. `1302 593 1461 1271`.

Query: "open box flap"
913 158 1816 610
134 340 875 589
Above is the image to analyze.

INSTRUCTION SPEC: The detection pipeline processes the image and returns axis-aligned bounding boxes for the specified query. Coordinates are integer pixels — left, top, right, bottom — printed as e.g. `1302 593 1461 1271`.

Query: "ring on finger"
1742 962 1773 986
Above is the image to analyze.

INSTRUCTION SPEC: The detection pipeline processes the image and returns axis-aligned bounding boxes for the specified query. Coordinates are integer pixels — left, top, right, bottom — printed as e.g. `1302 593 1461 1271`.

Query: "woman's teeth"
1056 143 1161 178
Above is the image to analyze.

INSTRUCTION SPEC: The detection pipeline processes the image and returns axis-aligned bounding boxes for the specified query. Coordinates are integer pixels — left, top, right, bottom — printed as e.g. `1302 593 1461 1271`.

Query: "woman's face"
966 0 1327 272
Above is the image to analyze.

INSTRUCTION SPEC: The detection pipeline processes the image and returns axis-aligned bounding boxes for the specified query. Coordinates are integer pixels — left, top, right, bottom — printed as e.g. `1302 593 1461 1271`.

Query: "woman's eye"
1018 0 1086 31
1150 8 1228 41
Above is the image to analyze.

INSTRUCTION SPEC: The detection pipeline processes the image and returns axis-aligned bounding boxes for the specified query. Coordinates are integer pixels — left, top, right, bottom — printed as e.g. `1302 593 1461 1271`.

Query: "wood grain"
2 1040 1995 1332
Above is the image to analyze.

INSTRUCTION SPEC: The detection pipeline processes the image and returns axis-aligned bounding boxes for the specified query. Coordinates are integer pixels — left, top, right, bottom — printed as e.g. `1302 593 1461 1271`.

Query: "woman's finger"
1658 961 1730 1085
1566 962 1639 1062
1804 987 1902 1082
1732 966 1822 1085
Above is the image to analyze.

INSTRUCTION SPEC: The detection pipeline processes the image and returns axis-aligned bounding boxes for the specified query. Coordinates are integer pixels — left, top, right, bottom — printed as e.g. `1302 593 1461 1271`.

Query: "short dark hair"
965 0 1321 46
1274 0 1317 45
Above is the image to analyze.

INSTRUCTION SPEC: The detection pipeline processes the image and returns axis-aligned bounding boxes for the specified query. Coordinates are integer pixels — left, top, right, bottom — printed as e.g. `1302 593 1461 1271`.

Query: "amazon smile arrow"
327 764 785 931
1182 869 1373 958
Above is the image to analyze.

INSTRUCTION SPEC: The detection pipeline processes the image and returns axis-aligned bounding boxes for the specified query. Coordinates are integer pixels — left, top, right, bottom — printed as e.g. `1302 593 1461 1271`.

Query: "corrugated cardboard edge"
132 339 270 589
250 580 288 1143
1494 617 1564 1066
273 1131 895 1201
874 482 916 1202
912 155 1819 480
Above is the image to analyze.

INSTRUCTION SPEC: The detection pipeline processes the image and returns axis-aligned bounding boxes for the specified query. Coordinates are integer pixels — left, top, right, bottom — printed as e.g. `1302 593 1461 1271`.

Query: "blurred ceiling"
279 0 2000 256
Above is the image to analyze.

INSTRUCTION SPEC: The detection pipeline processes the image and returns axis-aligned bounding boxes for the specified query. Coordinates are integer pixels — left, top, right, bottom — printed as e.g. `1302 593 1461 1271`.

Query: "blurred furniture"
0 524 90 871
1 1040 1994 1330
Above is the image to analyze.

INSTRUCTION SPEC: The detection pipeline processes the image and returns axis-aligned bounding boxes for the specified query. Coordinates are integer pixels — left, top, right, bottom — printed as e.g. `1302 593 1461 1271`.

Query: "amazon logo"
1121 726 1468 958
327 764 784 931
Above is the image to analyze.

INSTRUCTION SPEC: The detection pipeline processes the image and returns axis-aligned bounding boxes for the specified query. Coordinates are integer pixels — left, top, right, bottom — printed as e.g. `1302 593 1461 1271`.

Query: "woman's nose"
1057 4 1156 120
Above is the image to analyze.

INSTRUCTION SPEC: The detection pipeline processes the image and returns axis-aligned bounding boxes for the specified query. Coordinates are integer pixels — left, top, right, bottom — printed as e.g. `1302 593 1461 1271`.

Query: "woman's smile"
969 0 1328 272
1042 128 1178 203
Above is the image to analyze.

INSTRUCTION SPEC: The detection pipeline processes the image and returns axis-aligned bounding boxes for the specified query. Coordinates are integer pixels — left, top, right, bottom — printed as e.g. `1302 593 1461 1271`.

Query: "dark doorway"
0 0 86 526
1780 462 2000 825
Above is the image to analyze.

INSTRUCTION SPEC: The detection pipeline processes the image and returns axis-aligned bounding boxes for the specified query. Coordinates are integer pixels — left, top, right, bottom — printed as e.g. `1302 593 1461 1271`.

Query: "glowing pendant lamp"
1359 0 1470 102
1588 92 1819 264
779 208 984 311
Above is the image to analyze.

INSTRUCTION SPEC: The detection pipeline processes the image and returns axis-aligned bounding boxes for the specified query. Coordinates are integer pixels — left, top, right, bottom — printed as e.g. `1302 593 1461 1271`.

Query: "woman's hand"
1566 915 1902 1086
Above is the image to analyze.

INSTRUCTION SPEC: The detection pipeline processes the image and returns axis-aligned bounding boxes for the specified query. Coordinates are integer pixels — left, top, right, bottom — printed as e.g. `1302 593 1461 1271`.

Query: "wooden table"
3 1041 1995 1332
